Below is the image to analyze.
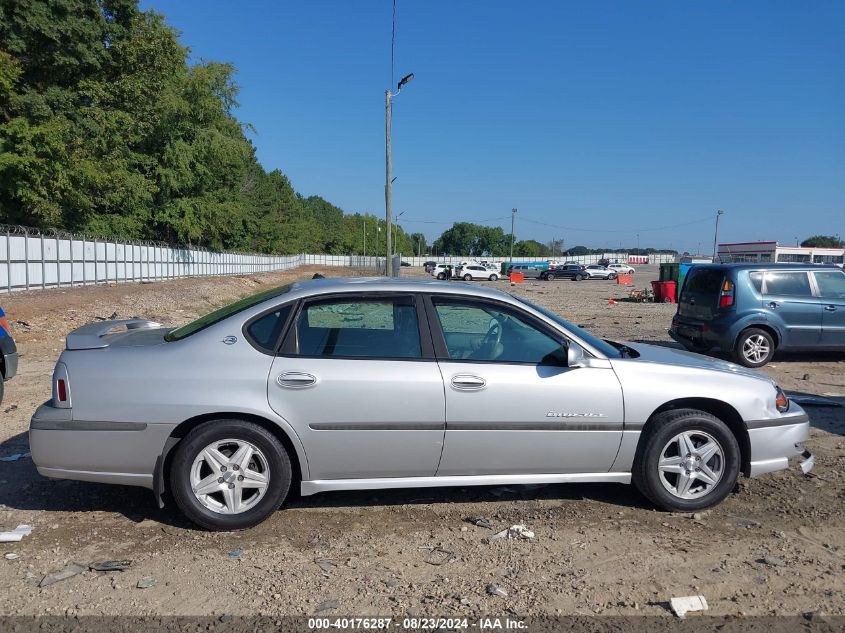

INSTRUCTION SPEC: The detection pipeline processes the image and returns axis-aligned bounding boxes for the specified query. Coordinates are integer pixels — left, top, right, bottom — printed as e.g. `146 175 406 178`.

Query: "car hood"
614 341 773 384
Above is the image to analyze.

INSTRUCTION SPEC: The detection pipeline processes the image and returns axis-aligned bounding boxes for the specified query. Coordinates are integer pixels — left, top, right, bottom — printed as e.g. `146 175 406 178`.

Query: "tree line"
430 222 677 258
0 0 426 256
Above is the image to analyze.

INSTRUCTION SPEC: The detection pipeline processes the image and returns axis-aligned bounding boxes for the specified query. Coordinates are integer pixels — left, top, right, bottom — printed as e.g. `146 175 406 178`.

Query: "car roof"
287 276 514 301
693 263 843 271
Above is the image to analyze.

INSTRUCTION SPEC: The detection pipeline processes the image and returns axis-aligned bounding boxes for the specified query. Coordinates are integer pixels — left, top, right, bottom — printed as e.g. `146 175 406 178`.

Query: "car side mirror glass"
567 342 587 368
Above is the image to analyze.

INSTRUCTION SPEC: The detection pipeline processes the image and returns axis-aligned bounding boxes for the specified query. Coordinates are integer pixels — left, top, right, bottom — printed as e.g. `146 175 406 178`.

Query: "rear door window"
813 271 845 299
763 272 812 296
292 297 421 359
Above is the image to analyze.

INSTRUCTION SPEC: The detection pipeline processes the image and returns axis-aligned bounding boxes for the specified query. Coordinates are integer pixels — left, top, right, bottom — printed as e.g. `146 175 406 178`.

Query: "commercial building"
717 241 844 265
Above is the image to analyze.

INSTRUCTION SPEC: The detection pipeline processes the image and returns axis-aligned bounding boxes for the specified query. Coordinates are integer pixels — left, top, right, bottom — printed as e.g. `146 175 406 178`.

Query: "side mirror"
567 342 587 368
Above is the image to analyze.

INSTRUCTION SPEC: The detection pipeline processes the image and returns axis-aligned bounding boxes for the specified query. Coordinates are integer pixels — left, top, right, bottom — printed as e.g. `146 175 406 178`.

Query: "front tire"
733 327 775 367
633 409 740 512
463 274 472 281
169 420 291 531
436 272 446 280
575 274 586 281
608 272 617 280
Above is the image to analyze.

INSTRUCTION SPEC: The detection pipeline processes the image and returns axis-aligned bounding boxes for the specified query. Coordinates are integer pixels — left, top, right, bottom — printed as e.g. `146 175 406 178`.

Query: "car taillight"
53 362 71 408
718 279 735 308
775 386 789 413
0 316 10 336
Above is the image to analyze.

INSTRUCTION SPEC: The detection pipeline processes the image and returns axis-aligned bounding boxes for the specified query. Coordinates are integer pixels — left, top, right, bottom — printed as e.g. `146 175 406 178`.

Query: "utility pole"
363 217 366 258
509 208 517 266
712 209 724 260
385 73 414 277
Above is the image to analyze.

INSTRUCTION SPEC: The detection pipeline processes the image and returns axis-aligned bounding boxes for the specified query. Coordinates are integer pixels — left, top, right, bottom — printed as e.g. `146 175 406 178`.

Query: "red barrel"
650 280 663 302
652 280 677 303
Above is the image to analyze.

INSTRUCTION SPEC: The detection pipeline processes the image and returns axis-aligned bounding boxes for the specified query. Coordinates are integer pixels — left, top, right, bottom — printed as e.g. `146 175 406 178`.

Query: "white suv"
456 264 499 281
608 263 635 275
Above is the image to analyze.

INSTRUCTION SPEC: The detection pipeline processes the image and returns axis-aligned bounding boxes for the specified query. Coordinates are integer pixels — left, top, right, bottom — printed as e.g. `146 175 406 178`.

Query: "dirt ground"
0 265 843 618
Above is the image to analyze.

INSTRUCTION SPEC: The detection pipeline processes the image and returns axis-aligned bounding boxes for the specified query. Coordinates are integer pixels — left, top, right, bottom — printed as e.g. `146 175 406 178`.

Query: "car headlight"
775 386 789 413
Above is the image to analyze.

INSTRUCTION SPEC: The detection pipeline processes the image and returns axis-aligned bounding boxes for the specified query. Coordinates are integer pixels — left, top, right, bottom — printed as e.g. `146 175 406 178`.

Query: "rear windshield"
165 284 293 342
683 269 724 295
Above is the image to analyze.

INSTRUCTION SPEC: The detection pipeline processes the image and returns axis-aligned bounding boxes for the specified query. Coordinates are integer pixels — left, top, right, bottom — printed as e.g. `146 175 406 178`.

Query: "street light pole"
385 73 414 277
509 208 517 267
363 217 366 258
712 209 725 260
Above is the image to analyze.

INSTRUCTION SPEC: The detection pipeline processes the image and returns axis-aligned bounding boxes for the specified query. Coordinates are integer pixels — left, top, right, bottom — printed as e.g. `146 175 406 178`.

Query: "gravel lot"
0 265 843 617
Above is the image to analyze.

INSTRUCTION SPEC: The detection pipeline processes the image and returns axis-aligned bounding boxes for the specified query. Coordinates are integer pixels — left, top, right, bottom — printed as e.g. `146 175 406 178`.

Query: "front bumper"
29 401 173 490
0 336 17 380
747 410 813 477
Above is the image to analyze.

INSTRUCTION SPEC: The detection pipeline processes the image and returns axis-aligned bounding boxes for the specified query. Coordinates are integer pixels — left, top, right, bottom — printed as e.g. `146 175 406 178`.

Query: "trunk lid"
65 319 167 350
677 267 725 320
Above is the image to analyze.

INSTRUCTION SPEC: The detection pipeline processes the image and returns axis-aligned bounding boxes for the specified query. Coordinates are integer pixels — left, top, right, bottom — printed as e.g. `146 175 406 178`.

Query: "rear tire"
488 274 497 281
633 409 740 512
436 273 446 280
169 420 291 531
575 274 586 281
541 273 552 281
733 327 775 367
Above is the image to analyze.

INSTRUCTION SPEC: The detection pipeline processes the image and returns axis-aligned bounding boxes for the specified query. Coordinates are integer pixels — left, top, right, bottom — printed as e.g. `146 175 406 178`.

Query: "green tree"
801 235 844 248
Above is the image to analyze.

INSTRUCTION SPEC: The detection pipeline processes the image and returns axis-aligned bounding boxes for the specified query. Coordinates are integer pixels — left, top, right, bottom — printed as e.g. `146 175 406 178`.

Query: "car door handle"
276 372 317 388
825 305 837 312
450 374 486 391
768 301 778 309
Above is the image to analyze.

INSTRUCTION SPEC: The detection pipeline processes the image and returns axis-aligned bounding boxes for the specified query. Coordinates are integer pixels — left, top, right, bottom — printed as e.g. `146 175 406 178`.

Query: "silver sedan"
30 278 812 530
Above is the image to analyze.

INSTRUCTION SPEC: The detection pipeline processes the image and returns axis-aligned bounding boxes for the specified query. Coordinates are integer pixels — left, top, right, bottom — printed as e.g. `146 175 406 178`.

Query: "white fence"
0 226 386 293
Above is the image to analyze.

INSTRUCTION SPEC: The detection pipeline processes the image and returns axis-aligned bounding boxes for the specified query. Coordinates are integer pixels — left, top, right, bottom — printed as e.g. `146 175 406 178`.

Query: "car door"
761 270 823 347
813 270 845 347
267 293 446 480
426 295 624 476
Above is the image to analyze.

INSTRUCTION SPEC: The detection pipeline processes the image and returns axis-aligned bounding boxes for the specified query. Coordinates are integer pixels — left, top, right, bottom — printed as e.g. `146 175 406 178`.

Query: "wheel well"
737 324 780 349
644 398 751 477
160 413 304 497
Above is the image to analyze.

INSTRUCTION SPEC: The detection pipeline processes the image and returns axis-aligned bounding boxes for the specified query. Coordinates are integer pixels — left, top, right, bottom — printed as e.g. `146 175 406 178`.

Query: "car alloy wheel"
170 420 291 530
633 408 739 512
657 430 724 500
488 274 497 281
190 438 270 515
463 274 472 281
609 272 617 280
733 328 775 367
743 334 770 364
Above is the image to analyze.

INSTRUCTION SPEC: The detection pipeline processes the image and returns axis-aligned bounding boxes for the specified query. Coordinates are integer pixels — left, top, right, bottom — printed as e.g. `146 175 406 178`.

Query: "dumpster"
651 280 677 303
659 262 680 282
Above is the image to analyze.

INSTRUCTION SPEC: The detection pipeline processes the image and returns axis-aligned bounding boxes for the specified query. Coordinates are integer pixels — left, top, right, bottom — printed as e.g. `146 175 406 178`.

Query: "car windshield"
512 296 623 359
165 284 293 342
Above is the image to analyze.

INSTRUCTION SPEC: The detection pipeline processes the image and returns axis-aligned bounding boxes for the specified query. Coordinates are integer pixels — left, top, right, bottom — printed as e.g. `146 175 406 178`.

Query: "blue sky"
141 1 844 252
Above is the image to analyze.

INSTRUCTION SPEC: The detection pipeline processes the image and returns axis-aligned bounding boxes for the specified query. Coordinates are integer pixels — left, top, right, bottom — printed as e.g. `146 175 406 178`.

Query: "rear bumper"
669 316 737 351
29 401 174 490
747 411 813 477
0 336 17 380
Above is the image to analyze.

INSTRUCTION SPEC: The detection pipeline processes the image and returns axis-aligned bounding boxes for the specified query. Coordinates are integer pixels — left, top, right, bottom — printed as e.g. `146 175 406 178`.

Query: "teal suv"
670 264 845 367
